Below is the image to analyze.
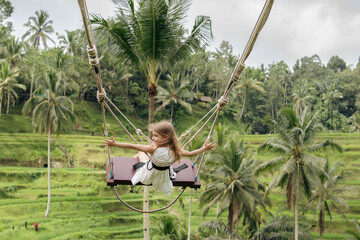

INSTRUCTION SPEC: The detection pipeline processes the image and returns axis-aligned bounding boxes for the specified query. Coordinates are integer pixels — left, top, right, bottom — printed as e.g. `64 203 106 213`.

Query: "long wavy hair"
151 121 182 162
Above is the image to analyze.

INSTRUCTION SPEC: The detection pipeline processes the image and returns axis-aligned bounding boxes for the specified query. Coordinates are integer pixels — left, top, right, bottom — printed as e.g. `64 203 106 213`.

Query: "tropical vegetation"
1 0 360 239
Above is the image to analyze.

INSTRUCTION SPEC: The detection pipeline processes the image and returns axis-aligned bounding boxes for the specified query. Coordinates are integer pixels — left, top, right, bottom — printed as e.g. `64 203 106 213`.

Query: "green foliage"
151 215 187 240
201 139 267 238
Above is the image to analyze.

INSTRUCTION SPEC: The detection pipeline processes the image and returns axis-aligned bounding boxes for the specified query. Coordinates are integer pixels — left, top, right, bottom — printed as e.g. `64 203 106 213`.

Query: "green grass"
1 104 360 239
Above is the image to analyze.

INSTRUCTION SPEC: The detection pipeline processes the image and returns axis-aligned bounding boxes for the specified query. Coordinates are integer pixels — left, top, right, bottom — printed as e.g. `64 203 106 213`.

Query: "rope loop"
97 89 107 102
217 96 229 110
86 44 100 65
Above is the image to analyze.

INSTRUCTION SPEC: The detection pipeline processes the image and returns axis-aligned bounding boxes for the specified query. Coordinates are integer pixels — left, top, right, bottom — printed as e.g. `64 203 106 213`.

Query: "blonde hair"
151 121 182 162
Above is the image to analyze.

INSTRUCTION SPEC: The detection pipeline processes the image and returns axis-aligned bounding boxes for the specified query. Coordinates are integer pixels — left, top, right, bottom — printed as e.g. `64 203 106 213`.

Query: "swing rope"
113 186 187 213
77 0 274 213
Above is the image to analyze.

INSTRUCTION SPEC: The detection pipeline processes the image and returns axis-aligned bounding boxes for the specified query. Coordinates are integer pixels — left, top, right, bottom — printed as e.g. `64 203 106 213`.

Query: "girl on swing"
103 121 216 195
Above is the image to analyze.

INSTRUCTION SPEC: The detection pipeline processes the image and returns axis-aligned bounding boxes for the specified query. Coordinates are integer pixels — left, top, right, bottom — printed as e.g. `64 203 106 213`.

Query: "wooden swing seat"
106 157 201 189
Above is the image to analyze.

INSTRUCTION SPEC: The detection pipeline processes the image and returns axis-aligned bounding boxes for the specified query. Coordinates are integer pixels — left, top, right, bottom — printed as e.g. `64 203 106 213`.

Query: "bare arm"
103 137 155 153
180 139 216 157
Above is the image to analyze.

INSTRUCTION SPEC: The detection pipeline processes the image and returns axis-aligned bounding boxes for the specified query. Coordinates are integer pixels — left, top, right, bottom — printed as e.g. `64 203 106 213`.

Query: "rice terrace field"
0 132 359 239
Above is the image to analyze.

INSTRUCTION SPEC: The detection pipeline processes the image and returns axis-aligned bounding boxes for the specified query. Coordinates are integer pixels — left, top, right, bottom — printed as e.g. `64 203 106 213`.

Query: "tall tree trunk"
228 201 235 240
294 194 298 240
238 91 247 121
45 116 51 217
319 204 324 240
188 188 193 240
294 161 300 240
330 103 334 130
29 46 38 99
284 80 287 105
144 84 157 240
216 201 219 237
170 102 174 123
143 186 150 240
148 86 156 129
126 78 129 101
6 88 10 114
0 98 2 119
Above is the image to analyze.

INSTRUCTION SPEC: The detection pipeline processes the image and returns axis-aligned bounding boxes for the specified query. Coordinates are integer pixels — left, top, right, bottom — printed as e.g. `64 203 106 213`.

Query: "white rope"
77 0 274 213
96 89 106 102
113 186 187 213
217 95 229 110
87 44 100 65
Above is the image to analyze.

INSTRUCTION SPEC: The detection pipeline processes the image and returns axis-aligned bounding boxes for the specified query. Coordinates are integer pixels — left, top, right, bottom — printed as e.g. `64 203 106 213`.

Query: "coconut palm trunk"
143 186 150 240
145 84 157 240
29 46 38 99
294 194 298 240
170 102 174 123
294 160 300 240
45 114 51 217
319 207 324 240
238 90 247 121
6 88 10 114
0 98 2 118
148 92 155 129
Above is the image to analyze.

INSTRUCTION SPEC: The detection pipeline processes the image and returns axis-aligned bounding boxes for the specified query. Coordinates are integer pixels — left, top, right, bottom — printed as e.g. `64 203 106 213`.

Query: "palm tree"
346 220 360 240
309 160 348 240
200 139 267 239
213 122 231 148
22 68 75 217
156 73 195 122
316 78 343 130
235 69 265 121
151 215 187 240
0 61 26 117
291 79 312 116
268 61 291 106
57 30 81 56
256 107 343 240
349 112 360 133
4 36 24 68
198 220 232 239
91 0 212 127
251 215 313 240
47 48 80 96
22 10 54 98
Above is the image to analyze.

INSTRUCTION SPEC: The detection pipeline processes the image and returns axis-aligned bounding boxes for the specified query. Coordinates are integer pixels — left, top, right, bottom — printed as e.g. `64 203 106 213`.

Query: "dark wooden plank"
106 157 201 188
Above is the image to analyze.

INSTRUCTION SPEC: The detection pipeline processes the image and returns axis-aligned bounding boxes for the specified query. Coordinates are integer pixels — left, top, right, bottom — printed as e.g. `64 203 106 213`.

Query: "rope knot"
86 44 99 65
231 62 245 83
180 130 190 139
136 129 142 134
97 89 107 102
217 96 229 110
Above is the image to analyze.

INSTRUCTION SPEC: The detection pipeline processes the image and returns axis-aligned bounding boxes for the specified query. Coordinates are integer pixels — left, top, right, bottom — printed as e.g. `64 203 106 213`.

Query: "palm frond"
258 138 289 154
307 140 343 153
279 107 299 129
169 15 212 65
255 156 285 175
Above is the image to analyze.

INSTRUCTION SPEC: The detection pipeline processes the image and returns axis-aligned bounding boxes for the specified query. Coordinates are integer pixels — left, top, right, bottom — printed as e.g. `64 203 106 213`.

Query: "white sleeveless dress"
131 147 176 195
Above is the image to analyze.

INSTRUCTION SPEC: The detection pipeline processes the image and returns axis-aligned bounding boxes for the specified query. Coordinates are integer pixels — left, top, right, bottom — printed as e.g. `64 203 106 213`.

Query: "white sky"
7 0 360 68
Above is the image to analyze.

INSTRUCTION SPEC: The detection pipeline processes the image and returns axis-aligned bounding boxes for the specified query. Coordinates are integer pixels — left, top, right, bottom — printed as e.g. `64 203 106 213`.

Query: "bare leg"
134 152 150 162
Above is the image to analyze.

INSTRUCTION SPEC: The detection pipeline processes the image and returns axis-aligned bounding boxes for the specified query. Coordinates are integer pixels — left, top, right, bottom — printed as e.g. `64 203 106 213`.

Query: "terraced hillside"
0 133 359 239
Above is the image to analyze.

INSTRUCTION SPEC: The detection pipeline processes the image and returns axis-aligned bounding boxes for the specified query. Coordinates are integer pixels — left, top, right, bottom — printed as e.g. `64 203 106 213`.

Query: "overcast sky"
7 0 360 68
